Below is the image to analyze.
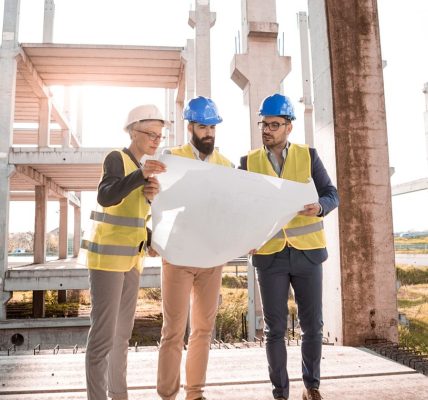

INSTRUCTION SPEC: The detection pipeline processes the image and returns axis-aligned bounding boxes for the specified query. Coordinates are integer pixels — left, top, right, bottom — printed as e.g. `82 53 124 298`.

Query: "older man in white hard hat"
82 104 167 400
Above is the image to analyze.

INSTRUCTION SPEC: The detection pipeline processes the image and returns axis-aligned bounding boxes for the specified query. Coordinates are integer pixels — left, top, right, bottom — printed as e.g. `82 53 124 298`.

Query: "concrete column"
246 258 263 340
298 12 315 147
423 83 428 168
76 88 84 143
324 0 397 345
307 0 342 345
43 0 55 43
182 39 195 144
0 0 20 321
61 129 71 148
175 100 185 145
59 198 68 259
166 89 175 147
231 0 291 149
188 0 215 97
184 39 196 102
33 290 46 318
73 193 81 258
34 185 48 264
38 97 52 147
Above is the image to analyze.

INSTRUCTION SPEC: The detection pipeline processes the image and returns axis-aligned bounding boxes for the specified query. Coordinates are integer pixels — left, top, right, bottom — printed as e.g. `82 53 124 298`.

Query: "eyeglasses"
257 121 288 131
133 129 166 142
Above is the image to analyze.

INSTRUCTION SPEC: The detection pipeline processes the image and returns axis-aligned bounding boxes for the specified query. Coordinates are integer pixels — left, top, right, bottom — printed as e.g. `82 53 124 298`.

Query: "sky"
1 0 427 233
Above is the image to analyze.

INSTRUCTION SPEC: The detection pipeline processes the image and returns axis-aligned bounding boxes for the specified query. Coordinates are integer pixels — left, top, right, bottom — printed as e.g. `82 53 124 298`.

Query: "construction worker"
156 96 233 400
239 93 339 400
82 104 167 400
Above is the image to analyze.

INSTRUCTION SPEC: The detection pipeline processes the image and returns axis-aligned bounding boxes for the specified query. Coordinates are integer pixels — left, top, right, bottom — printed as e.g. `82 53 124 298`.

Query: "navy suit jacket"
239 145 339 267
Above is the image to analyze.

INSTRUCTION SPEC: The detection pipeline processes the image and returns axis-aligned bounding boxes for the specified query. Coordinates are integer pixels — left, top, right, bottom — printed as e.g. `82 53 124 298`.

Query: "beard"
191 133 215 155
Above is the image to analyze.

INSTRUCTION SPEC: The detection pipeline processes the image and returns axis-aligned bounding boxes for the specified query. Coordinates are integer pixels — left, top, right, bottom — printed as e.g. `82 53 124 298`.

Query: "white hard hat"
123 104 168 131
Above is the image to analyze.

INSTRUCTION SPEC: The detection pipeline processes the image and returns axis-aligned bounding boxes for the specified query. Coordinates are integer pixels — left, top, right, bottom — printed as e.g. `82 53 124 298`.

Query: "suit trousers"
85 267 140 400
157 261 223 400
254 246 324 399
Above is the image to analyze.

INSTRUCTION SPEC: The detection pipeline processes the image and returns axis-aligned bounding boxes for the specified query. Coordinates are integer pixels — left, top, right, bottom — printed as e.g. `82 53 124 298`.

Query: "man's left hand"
298 202 321 217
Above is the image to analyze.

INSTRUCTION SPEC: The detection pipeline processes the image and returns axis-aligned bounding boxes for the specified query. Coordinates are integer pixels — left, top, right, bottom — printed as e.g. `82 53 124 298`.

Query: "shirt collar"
264 141 290 158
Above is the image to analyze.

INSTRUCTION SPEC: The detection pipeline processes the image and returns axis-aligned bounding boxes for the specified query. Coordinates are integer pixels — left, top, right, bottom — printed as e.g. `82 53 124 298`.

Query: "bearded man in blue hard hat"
156 96 233 400
239 93 339 400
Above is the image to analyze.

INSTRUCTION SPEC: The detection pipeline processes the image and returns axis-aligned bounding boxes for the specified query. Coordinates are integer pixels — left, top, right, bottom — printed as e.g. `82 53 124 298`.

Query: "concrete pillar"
307 0 342 345
34 185 48 264
188 0 215 97
0 0 20 321
323 0 397 345
73 193 81 257
76 88 84 143
58 290 67 304
69 193 82 303
38 97 52 147
165 89 176 147
246 258 263 340
33 290 46 318
184 39 196 102
59 198 68 259
175 100 185 145
182 39 195 144
423 83 428 168
231 0 291 149
298 12 315 147
43 0 55 43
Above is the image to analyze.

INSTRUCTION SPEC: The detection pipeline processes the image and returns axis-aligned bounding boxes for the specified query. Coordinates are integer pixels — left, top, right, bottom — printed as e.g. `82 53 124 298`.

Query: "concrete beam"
4 266 161 291
391 178 428 196
9 147 113 164
16 50 80 147
13 165 80 207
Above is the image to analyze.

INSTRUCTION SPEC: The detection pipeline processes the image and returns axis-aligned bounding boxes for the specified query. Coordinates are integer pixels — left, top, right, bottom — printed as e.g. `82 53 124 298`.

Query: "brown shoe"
303 388 323 400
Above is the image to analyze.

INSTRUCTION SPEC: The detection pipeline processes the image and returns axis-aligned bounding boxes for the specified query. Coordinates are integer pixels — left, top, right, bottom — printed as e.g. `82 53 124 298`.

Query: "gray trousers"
85 267 140 400
254 246 325 399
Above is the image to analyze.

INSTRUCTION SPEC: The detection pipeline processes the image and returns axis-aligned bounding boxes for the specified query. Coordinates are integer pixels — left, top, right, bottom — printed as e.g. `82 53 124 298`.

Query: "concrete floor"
0 345 427 399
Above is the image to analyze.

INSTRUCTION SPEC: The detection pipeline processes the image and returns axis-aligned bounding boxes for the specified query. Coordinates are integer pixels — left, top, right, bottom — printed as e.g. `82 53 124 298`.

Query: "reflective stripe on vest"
271 221 324 239
90 210 146 228
81 240 140 257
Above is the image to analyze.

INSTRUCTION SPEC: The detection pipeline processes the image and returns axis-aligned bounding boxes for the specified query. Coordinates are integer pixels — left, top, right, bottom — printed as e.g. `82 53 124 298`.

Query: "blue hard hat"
183 96 223 125
259 93 296 120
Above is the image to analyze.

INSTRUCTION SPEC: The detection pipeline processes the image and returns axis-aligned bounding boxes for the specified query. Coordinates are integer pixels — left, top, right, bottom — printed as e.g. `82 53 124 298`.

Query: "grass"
397 283 428 353
396 265 428 285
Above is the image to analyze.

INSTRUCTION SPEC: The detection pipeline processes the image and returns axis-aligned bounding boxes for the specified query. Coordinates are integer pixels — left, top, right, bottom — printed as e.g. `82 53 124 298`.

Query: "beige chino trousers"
85 267 140 400
157 261 223 400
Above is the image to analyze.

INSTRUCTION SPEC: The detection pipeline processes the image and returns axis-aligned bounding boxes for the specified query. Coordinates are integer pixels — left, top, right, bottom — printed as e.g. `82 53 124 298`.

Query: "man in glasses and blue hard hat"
239 93 339 400
82 104 167 400
157 96 233 400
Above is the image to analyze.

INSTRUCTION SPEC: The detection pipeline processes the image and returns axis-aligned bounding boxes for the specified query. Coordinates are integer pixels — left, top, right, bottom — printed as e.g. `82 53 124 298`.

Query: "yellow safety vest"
81 150 150 272
170 143 233 167
247 144 326 254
